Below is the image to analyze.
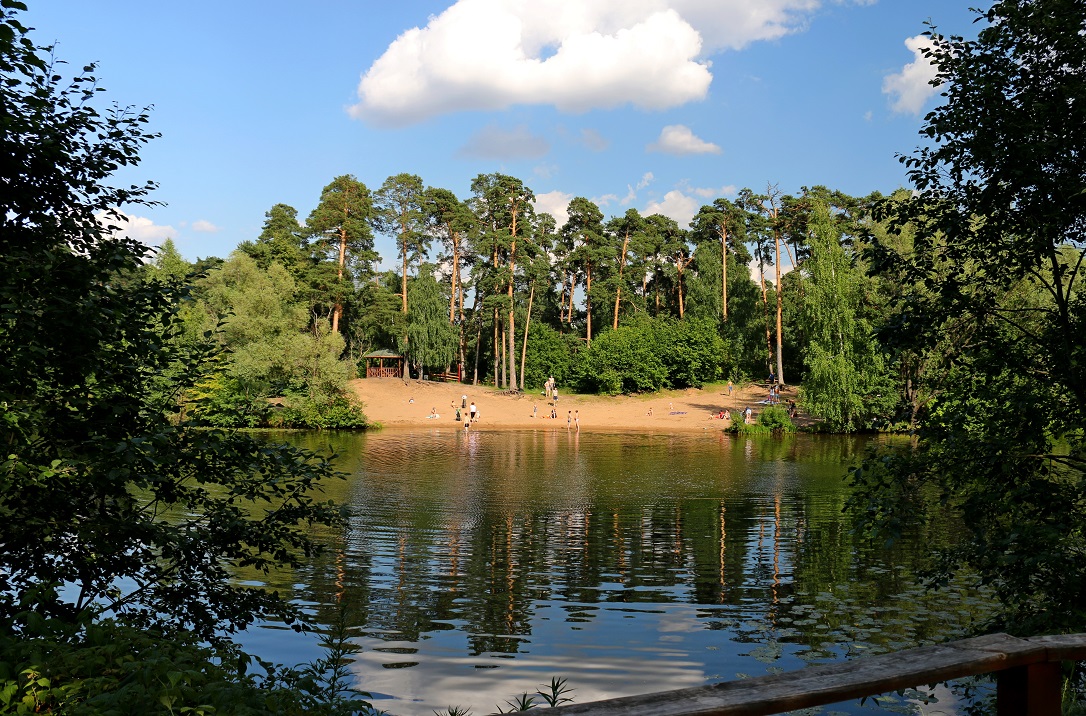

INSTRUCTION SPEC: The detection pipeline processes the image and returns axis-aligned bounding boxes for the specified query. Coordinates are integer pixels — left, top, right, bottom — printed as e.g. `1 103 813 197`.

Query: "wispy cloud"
191 219 220 233
579 128 610 152
456 124 550 159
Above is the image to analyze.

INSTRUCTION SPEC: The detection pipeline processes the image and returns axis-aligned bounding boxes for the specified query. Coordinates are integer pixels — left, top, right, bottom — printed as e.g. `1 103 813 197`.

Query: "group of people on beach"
543 376 558 405
447 395 478 428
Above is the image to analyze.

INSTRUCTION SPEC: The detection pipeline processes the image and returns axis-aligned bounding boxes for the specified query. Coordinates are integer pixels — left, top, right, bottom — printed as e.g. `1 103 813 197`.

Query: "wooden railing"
531 633 1086 716
366 365 400 379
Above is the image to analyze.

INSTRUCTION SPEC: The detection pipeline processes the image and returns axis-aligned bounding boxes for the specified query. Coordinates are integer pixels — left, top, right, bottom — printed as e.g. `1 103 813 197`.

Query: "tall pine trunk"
332 226 347 333
613 231 629 329
774 227 785 385
585 263 593 344
519 281 534 391
720 224 728 322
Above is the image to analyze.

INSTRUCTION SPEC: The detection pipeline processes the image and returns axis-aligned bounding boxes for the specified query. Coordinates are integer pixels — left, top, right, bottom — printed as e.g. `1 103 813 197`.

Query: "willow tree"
799 199 891 431
403 264 459 378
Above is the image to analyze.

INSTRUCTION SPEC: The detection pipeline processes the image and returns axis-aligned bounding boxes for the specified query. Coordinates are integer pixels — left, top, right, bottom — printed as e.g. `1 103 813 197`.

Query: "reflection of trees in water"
268 431 992 661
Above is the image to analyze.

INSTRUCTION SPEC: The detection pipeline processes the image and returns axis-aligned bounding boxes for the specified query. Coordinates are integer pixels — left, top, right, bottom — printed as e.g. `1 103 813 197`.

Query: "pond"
242 428 996 715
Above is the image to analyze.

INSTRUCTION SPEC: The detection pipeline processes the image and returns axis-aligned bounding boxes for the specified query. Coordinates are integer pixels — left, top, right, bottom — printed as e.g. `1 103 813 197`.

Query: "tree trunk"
468 283 482 385
566 273 576 324
758 252 773 373
720 223 728 323
586 263 594 344
493 307 500 387
519 281 534 391
332 226 347 334
676 256 688 320
507 229 518 391
613 231 629 329
449 228 459 322
774 227 785 385
401 233 409 314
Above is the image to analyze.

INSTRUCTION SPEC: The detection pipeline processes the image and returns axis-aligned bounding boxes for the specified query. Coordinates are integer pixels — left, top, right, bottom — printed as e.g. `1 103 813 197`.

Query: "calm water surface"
244 428 994 715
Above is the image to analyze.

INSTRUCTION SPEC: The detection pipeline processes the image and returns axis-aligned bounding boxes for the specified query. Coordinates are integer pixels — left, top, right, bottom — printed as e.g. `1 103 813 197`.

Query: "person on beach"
553 386 559 405
550 407 557 419
469 401 477 423
532 404 538 418
461 394 468 409
727 380 734 397
567 410 572 428
574 410 580 430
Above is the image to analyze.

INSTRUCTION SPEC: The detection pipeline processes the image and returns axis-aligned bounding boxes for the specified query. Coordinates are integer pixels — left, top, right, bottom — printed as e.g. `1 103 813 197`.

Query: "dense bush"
521 322 574 390
571 321 667 395
0 616 369 715
571 316 727 395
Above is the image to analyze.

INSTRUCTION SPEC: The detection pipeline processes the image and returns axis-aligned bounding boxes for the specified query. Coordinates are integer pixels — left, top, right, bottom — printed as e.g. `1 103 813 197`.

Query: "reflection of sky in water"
239 430 989 716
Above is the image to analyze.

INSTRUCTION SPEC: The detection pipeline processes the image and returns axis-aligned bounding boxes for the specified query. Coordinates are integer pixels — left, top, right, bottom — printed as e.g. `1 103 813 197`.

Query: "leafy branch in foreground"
1 2 355 711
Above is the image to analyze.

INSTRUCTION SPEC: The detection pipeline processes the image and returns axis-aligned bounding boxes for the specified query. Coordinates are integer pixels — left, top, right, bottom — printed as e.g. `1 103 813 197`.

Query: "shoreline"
348 377 807 433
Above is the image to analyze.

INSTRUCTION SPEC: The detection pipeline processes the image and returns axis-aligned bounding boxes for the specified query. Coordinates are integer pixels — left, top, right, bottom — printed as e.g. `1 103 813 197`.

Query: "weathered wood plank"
1027 634 1086 662
528 633 1086 716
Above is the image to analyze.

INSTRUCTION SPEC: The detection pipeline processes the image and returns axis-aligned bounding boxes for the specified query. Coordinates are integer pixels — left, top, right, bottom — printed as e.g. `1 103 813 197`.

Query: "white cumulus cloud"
534 190 573 226
98 210 175 247
351 1 881 126
643 190 700 227
647 125 721 155
352 2 711 126
883 34 941 115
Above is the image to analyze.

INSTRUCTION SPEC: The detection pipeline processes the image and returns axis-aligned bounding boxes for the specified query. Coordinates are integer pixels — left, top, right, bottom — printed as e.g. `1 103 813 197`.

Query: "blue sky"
23 1 980 265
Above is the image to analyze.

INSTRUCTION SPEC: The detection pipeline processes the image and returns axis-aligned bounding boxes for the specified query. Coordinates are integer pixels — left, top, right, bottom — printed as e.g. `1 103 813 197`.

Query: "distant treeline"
152 180 931 432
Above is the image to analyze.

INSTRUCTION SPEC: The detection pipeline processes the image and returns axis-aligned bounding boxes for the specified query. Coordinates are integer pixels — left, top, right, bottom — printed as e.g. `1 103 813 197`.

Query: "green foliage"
402 264 459 371
798 199 898 432
521 322 573 390
572 321 667 395
0 2 347 694
0 616 370 715
728 406 796 434
654 317 728 388
182 254 367 429
571 316 725 395
758 405 796 431
850 0 1086 642
433 678 574 716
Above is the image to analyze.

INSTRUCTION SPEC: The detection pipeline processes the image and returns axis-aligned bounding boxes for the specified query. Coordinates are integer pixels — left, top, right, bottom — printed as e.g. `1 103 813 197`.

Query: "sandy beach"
348 377 804 431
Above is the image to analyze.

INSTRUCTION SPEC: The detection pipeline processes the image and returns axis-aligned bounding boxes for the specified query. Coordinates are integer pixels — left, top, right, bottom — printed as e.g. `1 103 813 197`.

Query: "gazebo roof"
363 348 402 359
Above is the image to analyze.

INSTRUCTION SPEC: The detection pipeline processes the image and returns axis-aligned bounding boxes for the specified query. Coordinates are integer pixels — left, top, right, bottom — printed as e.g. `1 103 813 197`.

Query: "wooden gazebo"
362 349 403 379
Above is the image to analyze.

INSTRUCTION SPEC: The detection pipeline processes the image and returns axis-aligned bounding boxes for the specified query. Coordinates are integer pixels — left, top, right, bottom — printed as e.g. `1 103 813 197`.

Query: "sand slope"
348 377 802 432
